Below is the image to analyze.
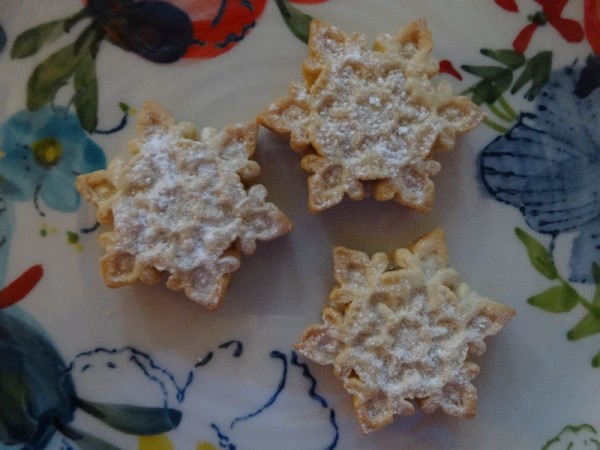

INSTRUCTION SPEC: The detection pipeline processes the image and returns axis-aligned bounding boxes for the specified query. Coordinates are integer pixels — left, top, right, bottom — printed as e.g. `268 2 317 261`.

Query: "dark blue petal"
0 24 6 55
0 192 15 289
105 1 194 63
0 308 76 446
479 57 600 282
481 116 600 233
574 55 600 99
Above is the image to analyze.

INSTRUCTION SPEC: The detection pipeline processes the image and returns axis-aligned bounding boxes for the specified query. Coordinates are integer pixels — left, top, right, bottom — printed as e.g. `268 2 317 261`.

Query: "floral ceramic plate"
1 1 599 449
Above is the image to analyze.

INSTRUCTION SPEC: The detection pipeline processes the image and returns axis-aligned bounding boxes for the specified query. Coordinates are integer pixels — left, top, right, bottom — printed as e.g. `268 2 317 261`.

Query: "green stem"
73 22 99 54
53 419 83 441
497 95 519 121
558 276 600 319
64 7 92 33
578 297 597 315
483 118 509 134
488 102 514 123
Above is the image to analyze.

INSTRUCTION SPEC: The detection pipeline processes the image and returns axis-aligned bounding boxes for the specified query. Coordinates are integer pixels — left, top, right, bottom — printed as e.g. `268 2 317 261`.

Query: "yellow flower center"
31 137 62 168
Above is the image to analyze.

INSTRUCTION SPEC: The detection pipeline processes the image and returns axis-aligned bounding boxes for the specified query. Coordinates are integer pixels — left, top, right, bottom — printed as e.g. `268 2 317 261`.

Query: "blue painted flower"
0 106 106 213
0 307 77 449
0 307 182 450
480 55 600 283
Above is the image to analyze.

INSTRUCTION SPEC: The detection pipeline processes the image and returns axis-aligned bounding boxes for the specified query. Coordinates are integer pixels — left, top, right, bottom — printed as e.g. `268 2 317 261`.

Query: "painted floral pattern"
480 57 600 283
0 106 105 212
0 270 338 450
463 0 600 445
1 0 599 448
464 0 600 376
1 2 337 449
0 106 106 283
10 0 325 132
0 268 182 450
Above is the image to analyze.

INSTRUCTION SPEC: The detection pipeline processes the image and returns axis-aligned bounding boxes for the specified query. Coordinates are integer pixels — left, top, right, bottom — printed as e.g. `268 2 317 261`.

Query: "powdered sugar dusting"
257 19 485 212
76 102 292 308
296 229 515 433
114 133 238 272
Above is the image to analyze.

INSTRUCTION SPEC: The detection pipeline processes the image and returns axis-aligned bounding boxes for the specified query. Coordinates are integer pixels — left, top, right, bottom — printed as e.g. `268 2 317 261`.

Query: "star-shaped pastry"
295 229 515 433
258 20 484 212
76 101 292 309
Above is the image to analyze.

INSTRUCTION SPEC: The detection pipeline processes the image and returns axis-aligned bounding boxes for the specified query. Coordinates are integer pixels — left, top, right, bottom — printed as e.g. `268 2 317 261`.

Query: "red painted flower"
0 265 43 310
177 0 268 58
495 0 519 12
83 0 269 61
180 0 328 59
584 0 600 54
82 0 330 61
513 0 584 54
439 59 463 80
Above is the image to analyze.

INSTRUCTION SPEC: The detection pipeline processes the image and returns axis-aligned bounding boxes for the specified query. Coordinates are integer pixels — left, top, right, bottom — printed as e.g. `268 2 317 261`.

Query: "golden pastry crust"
258 20 484 212
295 229 515 433
76 101 292 309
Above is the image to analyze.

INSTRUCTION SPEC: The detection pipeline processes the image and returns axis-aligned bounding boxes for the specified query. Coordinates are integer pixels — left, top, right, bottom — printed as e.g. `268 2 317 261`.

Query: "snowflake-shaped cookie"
295 229 515 433
76 102 292 309
258 20 484 212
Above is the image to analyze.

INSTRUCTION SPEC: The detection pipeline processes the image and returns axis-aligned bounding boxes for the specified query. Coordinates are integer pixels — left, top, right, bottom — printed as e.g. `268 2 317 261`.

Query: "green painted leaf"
0 308 76 444
274 0 313 44
511 63 533 96
73 46 98 132
511 51 552 100
592 349 600 368
593 263 600 306
58 423 122 450
527 284 578 313
480 48 525 70
118 102 130 113
74 398 182 435
0 371 37 444
542 424 600 450
26 43 81 111
515 227 558 280
523 51 552 100
11 19 67 59
74 434 122 450
567 312 600 341
67 231 79 244
461 65 510 80
461 67 513 105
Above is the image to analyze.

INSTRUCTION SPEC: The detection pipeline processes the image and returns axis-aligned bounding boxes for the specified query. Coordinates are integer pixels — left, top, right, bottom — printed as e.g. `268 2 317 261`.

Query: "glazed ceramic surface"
0 1 599 449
